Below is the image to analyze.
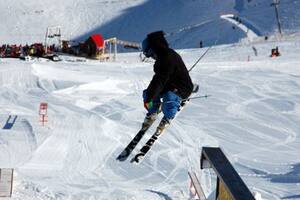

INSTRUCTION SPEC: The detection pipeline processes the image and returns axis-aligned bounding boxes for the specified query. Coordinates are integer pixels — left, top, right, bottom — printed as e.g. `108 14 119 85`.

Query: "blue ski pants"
143 90 181 119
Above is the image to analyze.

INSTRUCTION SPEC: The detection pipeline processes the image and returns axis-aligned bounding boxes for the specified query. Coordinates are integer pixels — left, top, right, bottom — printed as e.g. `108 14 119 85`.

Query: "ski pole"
186 94 211 100
160 94 211 104
188 39 219 72
188 46 212 72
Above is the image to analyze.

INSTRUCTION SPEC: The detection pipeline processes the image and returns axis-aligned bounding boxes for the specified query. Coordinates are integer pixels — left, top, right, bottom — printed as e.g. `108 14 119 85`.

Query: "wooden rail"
200 147 255 200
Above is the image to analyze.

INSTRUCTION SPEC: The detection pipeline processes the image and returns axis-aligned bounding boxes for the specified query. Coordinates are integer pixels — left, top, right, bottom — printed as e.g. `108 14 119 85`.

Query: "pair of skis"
116 85 201 164
116 101 186 164
116 119 156 163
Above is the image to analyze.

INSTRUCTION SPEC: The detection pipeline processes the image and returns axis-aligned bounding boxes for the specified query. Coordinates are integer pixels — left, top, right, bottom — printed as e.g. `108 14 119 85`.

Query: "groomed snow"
1 38 300 199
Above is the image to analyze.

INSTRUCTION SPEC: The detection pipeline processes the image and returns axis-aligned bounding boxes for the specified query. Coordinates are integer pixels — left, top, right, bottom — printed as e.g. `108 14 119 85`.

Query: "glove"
144 100 153 111
143 89 152 110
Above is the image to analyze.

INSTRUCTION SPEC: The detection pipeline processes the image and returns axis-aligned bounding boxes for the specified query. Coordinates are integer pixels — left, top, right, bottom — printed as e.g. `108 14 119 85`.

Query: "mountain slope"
1 0 300 48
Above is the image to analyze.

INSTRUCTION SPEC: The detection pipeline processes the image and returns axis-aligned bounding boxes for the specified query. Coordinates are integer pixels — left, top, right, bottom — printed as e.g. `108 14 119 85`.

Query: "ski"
130 118 169 164
116 121 155 161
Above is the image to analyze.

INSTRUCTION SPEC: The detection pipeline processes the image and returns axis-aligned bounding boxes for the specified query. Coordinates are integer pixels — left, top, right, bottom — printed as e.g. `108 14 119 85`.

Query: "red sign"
39 103 48 126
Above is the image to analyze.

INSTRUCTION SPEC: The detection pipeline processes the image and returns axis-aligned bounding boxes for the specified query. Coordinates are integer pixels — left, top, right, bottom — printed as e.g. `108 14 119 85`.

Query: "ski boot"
156 117 171 134
142 104 162 130
142 112 158 130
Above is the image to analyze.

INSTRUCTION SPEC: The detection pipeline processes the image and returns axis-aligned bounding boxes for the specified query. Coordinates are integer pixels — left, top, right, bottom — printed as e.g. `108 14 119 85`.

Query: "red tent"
90 34 104 48
83 34 105 56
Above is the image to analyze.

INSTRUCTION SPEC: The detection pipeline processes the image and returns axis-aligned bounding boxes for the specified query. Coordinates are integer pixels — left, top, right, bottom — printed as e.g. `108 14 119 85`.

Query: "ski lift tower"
271 0 282 36
103 38 118 61
45 26 62 54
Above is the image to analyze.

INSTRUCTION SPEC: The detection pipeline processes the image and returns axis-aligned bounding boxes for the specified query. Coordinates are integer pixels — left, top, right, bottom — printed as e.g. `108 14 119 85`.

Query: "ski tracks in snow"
195 67 300 177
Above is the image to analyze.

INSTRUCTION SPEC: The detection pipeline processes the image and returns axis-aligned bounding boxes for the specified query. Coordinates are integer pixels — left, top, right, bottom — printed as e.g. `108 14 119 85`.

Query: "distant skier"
141 31 194 131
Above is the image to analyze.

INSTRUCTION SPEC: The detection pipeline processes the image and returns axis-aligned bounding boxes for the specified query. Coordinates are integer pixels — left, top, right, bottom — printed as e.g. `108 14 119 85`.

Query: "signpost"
0 169 14 197
39 102 48 126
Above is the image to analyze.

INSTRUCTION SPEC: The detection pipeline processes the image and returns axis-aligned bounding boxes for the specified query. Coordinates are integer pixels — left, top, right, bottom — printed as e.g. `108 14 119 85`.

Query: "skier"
141 31 194 132
116 31 198 162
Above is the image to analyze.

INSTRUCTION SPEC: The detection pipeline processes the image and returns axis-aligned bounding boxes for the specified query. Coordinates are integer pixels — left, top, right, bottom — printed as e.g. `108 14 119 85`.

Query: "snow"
0 40 300 199
1 0 300 199
220 14 258 41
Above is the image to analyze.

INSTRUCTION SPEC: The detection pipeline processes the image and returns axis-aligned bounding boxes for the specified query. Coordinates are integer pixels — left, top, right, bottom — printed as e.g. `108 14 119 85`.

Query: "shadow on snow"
74 0 247 49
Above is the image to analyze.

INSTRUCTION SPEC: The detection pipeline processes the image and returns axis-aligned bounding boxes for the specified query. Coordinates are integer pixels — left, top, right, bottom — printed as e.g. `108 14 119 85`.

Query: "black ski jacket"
145 31 194 102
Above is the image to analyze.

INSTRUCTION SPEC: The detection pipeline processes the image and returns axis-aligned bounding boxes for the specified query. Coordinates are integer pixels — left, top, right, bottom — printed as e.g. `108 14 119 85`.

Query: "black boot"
142 112 158 129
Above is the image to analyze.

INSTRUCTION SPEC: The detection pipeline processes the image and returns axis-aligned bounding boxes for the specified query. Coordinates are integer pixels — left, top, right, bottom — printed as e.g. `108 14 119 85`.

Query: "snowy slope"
1 0 300 48
1 38 300 199
1 0 300 199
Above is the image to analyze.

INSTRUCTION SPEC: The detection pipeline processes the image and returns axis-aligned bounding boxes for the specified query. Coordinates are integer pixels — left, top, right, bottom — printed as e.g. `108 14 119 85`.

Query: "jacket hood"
147 31 169 56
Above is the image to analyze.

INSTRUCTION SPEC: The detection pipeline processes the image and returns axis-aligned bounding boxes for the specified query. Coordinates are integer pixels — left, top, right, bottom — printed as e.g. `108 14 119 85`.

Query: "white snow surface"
1 39 300 199
220 14 258 41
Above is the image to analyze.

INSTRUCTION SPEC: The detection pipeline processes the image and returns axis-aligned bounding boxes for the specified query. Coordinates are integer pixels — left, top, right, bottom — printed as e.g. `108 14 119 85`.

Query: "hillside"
1 0 300 48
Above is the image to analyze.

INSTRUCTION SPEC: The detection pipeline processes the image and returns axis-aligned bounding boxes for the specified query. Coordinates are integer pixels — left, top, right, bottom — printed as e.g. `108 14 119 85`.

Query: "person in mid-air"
141 31 194 131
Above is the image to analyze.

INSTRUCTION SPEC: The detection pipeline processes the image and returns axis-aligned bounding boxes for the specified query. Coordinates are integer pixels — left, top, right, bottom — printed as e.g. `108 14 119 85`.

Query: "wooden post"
188 171 206 200
0 169 14 197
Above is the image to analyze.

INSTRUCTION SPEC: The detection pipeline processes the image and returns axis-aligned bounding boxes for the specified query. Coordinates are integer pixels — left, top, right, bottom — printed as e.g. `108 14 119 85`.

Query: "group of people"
0 44 22 58
271 46 281 57
0 43 57 58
